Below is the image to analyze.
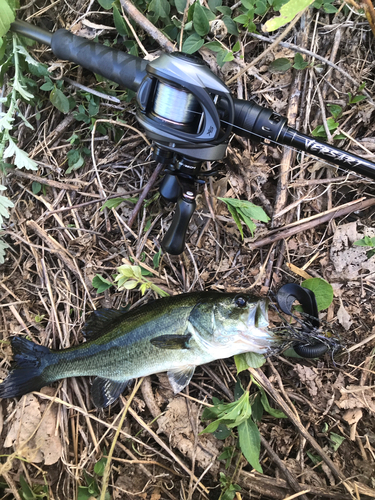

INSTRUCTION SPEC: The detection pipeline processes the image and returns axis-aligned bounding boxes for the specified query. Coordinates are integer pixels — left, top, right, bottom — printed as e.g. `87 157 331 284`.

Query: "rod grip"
51 29 147 92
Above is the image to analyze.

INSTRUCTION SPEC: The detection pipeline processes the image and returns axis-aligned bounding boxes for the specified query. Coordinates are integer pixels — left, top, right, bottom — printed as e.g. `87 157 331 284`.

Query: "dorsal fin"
82 308 128 340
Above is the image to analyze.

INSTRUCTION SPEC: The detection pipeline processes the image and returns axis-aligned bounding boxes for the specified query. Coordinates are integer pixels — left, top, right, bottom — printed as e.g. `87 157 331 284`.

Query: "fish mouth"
231 299 272 352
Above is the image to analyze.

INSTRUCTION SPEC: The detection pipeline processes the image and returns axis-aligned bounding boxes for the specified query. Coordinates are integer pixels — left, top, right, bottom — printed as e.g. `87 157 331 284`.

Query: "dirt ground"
0 1 375 499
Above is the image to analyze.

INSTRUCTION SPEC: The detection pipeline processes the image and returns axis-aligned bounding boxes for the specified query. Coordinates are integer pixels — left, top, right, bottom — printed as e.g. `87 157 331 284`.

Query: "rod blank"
11 20 52 46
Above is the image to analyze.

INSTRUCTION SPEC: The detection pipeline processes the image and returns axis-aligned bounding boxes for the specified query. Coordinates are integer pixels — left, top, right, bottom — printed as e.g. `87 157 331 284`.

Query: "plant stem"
99 377 144 500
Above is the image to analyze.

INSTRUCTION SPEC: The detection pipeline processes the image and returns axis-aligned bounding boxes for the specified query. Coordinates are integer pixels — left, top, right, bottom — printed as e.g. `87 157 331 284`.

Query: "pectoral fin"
167 366 195 393
91 377 130 408
150 334 192 350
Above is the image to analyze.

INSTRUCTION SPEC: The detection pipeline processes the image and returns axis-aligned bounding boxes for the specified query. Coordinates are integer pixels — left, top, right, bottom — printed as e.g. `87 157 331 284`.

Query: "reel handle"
161 194 196 255
160 173 182 203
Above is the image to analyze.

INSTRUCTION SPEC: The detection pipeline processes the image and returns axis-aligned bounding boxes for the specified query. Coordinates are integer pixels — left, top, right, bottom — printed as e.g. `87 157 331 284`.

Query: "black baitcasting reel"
10 20 375 255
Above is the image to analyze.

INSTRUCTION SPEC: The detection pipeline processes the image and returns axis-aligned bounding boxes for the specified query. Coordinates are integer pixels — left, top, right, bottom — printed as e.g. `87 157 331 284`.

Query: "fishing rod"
10 20 375 255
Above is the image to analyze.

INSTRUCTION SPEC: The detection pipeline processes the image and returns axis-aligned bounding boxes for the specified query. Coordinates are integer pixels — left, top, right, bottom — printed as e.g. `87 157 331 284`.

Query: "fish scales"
0 292 275 408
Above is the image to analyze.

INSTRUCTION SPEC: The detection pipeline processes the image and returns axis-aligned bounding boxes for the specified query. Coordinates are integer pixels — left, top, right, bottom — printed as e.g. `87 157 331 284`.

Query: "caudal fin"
0 337 51 399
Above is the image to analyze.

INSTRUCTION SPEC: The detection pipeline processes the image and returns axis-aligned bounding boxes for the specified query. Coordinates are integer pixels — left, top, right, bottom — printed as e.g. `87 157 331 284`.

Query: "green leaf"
214 423 231 440
50 87 70 114
19 474 35 500
150 283 170 297
149 0 170 19
0 0 15 38
0 188 14 226
264 0 315 32
208 0 222 12
153 249 162 268
233 41 241 52
269 57 292 73
251 393 264 423
94 456 107 476
77 486 92 500
238 419 262 472
113 5 129 36
193 2 210 36
216 5 232 15
237 212 256 236
217 48 234 67
222 15 240 35
175 0 188 13
92 274 113 293
234 353 249 374
219 198 270 238
101 197 137 210
353 235 375 247
234 14 251 24
32 181 42 194
350 94 367 104
293 52 308 70
201 419 222 434
204 41 222 52
40 80 54 91
0 237 9 265
98 0 114 8
182 33 204 54
312 117 339 138
227 203 244 239
323 2 337 12
244 352 266 368
330 432 345 451
282 347 304 358
259 386 287 418
255 0 268 15
219 198 269 222
3 137 38 170
66 149 85 174
307 451 321 465
242 0 255 8
301 278 333 311
325 117 340 130
327 103 342 120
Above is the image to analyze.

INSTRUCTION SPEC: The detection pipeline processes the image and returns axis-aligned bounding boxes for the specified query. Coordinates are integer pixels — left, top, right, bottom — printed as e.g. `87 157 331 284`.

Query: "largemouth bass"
0 292 278 408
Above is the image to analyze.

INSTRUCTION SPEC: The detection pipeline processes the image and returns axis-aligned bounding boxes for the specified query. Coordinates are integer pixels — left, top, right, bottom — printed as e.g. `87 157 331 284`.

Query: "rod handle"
50 29 147 92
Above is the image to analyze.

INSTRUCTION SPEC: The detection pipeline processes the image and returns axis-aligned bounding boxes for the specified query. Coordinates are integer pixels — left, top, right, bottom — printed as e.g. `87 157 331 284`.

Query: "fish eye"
235 295 247 307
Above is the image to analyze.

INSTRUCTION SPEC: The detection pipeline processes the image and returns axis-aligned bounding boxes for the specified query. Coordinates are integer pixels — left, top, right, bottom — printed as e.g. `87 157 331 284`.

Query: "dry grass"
0 1 375 499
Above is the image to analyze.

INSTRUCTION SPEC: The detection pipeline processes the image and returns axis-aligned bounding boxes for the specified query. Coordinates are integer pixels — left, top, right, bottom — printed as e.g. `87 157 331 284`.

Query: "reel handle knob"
161 193 196 255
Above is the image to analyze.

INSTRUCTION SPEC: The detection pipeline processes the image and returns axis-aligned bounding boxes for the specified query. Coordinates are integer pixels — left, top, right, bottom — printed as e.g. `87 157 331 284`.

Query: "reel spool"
152 81 201 129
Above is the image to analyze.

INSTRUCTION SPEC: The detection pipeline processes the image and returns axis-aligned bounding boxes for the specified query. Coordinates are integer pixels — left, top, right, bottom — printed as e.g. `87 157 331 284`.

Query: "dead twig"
10 169 86 191
127 405 210 496
248 33 374 104
100 378 144 500
127 162 164 228
226 9 307 85
249 368 375 497
260 435 310 500
248 197 375 249
120 0 175 52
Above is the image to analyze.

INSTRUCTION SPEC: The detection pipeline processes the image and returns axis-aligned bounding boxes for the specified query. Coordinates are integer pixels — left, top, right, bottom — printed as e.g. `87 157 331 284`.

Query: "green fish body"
0 292 275 408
